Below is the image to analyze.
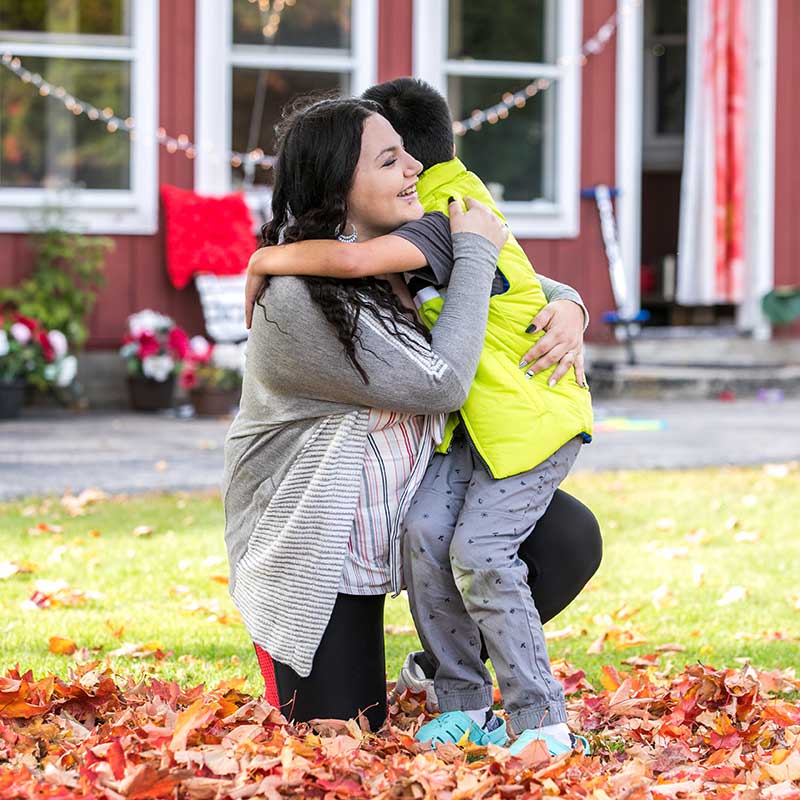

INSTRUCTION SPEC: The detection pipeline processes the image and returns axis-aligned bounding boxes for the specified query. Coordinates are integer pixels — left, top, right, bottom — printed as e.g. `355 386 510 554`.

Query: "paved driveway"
1 399 798 500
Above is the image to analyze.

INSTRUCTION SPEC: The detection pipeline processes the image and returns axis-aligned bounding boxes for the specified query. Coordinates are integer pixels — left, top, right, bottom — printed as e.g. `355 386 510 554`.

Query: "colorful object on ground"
160 185 255 290
594 417 667 433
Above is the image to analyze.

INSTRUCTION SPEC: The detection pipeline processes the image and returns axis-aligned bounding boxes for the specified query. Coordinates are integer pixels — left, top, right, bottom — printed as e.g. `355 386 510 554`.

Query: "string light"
453 0 641 136
0 51 276 171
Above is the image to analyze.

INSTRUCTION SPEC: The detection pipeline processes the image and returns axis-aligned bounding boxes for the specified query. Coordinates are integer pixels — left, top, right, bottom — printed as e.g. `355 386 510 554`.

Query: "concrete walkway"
1 398 798 500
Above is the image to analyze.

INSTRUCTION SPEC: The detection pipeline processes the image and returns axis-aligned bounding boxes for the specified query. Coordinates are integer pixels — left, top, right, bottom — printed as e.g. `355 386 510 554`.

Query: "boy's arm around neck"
247 236 428 280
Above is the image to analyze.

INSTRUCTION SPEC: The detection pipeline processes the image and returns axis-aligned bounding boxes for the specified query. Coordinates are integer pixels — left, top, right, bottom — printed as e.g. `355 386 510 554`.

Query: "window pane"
0 56 131 189
230 67 349 188
652 0 687 36
656 44 686 135
0 0 130 38
448 0 550 63
232 0 351 49
450 76 552 202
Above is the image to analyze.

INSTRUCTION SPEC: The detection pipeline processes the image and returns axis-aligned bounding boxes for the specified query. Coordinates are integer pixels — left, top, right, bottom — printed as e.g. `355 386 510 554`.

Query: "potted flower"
181 337 244 416
119 309 189 412
0 312 78 419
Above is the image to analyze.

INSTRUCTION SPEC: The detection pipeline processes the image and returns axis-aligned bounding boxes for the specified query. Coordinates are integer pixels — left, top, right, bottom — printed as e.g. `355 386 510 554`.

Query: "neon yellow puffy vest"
416 158 593 478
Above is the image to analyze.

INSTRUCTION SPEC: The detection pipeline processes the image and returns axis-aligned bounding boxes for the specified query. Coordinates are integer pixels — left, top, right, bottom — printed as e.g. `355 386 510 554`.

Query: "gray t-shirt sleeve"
389 212 454 285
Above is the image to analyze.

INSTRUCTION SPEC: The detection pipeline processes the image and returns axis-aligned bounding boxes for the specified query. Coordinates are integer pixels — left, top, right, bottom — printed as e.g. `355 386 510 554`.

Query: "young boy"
244 79 593 754
361 78 593 754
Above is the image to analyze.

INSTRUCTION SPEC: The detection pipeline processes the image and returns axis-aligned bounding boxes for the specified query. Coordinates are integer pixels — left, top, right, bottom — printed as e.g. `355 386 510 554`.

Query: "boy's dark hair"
362 77 454 171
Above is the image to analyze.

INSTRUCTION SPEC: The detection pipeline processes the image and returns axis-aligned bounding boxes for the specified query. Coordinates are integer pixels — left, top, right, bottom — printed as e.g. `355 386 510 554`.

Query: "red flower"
168 327 190 360
14 313 39 332
37 330 55 362
180 366 197 390
137 332 160 359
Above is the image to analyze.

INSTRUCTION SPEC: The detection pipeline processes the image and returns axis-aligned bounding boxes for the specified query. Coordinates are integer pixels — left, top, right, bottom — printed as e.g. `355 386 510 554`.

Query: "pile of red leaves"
1 660 799 799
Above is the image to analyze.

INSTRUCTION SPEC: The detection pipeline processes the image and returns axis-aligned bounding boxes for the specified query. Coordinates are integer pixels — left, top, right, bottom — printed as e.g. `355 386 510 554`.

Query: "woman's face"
347 113 424 240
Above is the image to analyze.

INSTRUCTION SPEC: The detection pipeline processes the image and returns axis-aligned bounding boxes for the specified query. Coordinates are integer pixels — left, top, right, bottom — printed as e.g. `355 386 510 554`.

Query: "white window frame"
0 0 158 234
194 0 377 209
642 0 686 171
413 0 581 239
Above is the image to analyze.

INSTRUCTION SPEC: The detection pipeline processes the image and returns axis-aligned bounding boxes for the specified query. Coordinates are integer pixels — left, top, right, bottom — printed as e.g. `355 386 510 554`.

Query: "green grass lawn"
1 464 798 695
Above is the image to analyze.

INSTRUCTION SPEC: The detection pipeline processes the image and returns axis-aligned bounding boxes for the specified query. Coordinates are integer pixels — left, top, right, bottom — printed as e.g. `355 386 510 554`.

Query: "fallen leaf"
48 636 77 655
132 525 153 537
718 586 748 606
61 488 108 516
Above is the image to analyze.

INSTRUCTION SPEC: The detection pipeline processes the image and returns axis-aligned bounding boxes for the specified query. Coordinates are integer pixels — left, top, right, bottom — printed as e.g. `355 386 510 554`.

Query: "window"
0 0 158 233
195 0 377 215
414 0 582 238
642 0 687 170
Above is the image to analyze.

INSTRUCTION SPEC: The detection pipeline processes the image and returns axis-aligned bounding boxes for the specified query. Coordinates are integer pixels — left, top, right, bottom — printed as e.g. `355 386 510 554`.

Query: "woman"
223 96 507 731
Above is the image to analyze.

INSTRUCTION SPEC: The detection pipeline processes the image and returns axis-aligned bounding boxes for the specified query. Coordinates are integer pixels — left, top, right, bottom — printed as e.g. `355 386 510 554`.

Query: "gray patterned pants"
402 430 583 734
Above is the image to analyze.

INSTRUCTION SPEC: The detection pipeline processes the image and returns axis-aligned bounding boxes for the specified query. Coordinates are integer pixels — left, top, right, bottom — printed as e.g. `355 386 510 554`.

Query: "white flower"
0 330 8 357
127 309 174 337
212 343 246 373
56 355 77 387
119 342 138 359
189 335 212 359
48 330 69 359
142 354 175 382
10 322 31 344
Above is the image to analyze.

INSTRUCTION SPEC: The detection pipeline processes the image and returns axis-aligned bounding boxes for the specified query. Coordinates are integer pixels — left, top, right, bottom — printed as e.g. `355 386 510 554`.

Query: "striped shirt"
339 408 445 596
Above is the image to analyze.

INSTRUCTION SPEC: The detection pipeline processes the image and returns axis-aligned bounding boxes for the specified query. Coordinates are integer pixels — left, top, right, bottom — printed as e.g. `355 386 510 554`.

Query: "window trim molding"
0 0 159 235
194 0 377 197
412 0 582 240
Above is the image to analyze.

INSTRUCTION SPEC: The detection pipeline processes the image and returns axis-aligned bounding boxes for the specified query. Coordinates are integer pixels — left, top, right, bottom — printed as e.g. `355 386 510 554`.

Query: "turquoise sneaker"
416 710 509 748
508 729 590 757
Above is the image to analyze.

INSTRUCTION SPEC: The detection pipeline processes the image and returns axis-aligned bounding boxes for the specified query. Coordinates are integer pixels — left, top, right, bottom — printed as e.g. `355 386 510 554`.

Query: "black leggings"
262 488 602 730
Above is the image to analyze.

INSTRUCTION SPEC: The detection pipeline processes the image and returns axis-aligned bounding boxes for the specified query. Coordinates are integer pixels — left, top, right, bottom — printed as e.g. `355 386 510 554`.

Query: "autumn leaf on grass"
384 624 416 635
544 624 582 641
169 696 222 751
587 625 647 655
27 522 63 536
60 488 108 517
0 670 54 719
21 579 102 610
209 575 229 585
734 530 761 543
718 586 748 606
48 636 77 655
0 560 36 579
132 525 153 537
104 620 125 639
108 642 168 660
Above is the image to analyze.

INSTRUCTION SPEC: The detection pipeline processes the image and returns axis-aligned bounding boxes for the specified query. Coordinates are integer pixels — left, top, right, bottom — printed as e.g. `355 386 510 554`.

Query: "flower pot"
190 387 240 417
0 380 26 420
127 375 175 412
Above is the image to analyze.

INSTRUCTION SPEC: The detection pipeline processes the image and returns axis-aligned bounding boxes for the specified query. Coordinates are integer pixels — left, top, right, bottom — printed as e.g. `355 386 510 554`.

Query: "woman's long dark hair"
257 96 431 383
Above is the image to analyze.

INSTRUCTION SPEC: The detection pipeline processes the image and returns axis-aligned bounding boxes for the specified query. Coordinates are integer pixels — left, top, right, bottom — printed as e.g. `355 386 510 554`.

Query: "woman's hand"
449 197 509 251
519 300 587 388
244 254 267 329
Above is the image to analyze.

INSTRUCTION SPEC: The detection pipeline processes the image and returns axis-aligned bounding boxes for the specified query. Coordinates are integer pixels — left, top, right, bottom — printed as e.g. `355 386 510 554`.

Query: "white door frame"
614 0 777 336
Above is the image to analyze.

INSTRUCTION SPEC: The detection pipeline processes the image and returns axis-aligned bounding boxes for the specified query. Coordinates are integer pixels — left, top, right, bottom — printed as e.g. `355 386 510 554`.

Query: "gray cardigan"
222 232 500 676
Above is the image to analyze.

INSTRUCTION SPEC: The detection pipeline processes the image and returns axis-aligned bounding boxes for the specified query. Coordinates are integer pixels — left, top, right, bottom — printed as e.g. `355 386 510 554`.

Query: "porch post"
615 0 643 321
738 0 777 338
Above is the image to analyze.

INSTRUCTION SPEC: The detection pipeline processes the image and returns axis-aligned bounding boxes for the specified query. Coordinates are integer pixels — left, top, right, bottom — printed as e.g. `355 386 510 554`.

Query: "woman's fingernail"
525 324 537 334
518 359 527 369
525 369 534 379
548 378 556 388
